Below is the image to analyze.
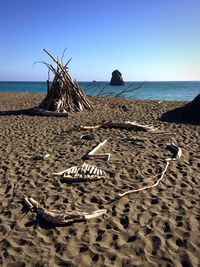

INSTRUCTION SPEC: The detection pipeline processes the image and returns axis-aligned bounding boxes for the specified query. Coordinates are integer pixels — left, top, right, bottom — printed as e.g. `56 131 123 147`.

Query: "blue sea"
0 81 199 101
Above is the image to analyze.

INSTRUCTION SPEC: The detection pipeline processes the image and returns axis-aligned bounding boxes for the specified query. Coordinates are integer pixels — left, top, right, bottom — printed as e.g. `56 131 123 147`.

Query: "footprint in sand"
164 221 171 233
123 202 130 213
96 229 105 242
151 195 159 205
151 235 161 256
120 216 129 229
127 235 137 242
92 254 99 262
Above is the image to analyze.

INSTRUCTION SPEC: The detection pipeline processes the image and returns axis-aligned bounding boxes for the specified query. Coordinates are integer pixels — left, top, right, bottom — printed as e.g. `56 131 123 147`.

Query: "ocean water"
0 81 199 101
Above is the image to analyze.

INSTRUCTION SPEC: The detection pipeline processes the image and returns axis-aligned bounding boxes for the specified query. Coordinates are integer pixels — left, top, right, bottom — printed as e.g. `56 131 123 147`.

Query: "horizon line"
0 80 200 83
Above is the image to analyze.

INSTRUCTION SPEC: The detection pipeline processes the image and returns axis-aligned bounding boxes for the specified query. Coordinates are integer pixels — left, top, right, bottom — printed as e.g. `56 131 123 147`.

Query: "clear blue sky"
0 0 199 81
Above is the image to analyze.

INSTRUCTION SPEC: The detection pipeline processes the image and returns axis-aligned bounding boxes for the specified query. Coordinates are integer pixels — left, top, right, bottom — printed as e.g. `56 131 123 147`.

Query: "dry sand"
0 93 199 267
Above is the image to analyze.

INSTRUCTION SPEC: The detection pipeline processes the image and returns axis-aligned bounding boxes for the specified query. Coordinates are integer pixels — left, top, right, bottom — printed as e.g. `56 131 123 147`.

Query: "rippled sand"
0 93 199 267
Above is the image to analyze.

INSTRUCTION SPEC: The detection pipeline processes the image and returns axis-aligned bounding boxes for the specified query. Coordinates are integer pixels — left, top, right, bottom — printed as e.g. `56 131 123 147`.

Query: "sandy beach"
0 92 199 267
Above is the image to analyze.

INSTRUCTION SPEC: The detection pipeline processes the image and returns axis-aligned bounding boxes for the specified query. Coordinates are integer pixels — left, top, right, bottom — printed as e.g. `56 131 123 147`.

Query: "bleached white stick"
84 209 107 219
117 143 182 199
118 161 170 198
88 139 107 156
165 142 182 161
53 169 70 175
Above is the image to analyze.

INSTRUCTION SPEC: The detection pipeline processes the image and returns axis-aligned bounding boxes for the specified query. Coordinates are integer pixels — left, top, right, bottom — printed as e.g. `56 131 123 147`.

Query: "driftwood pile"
38 49 92 114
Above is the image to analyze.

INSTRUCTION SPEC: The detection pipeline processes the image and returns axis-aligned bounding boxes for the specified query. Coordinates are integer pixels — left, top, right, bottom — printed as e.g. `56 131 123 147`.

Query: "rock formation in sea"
109 70 124 85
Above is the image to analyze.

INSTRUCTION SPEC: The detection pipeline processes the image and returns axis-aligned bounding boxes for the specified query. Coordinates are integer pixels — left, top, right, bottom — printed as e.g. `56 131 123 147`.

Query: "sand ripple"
0 93 199 266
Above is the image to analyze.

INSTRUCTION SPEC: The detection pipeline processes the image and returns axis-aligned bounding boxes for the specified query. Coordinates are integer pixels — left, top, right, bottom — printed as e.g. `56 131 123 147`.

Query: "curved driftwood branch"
116 143 182 200
61 47 67 65
27 108 68 117
34 61 56 74
118 161 170 198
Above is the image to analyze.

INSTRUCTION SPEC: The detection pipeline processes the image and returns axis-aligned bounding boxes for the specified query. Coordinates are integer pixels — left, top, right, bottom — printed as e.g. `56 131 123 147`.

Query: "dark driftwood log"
28 108 68 117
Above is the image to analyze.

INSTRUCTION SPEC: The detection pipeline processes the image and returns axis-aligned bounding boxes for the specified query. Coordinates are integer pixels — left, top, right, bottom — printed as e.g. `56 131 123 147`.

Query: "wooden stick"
88 140 107 156
80 121 159 132
118 161 170 198
116 143 182 200
80 125 101 130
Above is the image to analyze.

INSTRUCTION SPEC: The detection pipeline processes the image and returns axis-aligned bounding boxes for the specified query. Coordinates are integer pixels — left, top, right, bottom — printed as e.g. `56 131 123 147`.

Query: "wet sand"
0 93 199 267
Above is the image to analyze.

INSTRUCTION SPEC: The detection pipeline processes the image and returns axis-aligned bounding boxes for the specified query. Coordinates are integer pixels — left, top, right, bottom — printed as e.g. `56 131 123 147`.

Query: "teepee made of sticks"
39 49 92 113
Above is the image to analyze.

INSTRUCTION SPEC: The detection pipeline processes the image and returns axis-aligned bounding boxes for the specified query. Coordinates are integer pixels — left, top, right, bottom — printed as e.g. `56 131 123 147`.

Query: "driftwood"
117 143 182 199
32 153 50 160
13 108 69 117
83 139 111 162
53 163 107 183
88 139 107 155
80 121 159 132
24 197 107 225
37 49 92 113
80 125 101 130
165 142 182 161
29 108 68 117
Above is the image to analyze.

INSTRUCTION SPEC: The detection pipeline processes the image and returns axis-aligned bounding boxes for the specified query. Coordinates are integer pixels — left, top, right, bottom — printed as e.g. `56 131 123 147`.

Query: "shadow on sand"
160 106 200 125
24 213 85 230
160 93 200 125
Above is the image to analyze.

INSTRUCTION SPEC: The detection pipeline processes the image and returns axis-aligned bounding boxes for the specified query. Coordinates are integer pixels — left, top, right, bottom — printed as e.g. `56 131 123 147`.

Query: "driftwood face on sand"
24 197 107 225
53 163 107 182
22 143 182 226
